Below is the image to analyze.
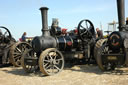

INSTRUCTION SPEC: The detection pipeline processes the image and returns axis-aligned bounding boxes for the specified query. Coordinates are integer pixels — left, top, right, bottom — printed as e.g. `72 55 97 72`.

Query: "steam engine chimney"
40 7 50 36
117 0 125 31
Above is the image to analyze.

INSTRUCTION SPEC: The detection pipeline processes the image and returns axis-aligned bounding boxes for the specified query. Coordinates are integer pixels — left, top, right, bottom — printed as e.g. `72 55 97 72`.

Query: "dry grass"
0 65 128 85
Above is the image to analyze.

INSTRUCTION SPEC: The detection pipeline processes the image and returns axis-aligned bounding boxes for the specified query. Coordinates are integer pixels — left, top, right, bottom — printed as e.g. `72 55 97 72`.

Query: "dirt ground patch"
0 65 128 85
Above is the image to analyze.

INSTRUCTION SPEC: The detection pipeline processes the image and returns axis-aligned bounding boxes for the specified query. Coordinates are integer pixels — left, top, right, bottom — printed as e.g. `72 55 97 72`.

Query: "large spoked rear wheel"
9 42 31 67
39 48 64 76
21 49 38 73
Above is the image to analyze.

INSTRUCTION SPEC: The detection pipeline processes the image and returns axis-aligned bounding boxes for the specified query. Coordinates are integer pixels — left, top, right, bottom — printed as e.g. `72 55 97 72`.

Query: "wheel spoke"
13 55 21 59
56 58 63 61
4 31 8 36
80 30 87 36
55 58 63 64
85 21 88 29
49 54 53 60
22 44 27 51
13 54 21 58
44 63 49 67
13 52 21 55
46 64 51 69
20 45 25 52
80 32 84 36
16 47 22 53
14 55 21 59
44 60 50 63
54 55 57 60
53 51 57 59
80 25 86 29
54 65 60 71
46 56 50 60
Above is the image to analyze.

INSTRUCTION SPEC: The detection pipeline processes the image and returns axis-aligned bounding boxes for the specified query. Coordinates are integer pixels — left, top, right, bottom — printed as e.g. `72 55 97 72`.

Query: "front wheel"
21 49 38 73
96 44 116 71
39 48 64 76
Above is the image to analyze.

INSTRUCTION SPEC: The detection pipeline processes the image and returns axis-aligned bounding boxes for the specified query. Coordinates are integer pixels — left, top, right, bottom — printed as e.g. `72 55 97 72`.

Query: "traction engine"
22 7 96 75
0 26 31 67
95 0 128 71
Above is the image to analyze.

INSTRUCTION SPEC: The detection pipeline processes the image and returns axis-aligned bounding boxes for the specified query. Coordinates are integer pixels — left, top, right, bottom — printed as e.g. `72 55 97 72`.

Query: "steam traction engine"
22 7 96 75
0 26 31 67
95 0 128 71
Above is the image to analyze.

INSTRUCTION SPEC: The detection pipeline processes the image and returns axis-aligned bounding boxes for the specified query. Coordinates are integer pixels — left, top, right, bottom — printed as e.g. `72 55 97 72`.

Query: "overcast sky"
0 0 128 40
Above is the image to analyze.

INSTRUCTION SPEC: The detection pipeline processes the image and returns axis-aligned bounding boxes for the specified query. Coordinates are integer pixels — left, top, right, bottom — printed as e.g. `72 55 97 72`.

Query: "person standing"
96 28 103 39
21 32 27 41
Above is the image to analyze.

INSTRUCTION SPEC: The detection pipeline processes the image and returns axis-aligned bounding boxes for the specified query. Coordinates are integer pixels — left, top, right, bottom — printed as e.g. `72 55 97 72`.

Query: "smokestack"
40 7 50 36
117 0 125 31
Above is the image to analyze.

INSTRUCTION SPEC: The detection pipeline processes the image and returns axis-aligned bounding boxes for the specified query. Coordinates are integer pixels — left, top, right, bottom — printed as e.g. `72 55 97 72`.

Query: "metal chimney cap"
39 7 49 10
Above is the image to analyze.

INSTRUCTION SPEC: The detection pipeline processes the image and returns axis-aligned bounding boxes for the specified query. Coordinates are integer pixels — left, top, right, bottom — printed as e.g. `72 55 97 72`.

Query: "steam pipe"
117 0 125 31
40 7 50 36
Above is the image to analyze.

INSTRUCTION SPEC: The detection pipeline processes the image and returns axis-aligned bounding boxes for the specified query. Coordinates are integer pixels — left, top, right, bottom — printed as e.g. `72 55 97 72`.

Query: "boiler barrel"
32 35 80 52
56 36 80 51
32 36 57 52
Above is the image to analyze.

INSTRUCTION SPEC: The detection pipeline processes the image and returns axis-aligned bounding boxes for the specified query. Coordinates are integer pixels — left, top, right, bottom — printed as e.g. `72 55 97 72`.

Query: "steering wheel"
0 26 12 43
77 19 95 42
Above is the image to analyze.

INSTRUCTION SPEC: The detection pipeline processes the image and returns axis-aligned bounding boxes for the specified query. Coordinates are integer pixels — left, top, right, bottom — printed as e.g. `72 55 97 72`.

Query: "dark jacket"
97 30 103 39
21 35 26 41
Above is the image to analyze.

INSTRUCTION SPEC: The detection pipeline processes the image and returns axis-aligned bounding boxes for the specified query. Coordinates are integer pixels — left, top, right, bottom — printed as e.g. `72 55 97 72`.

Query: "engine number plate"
107 56 117 60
